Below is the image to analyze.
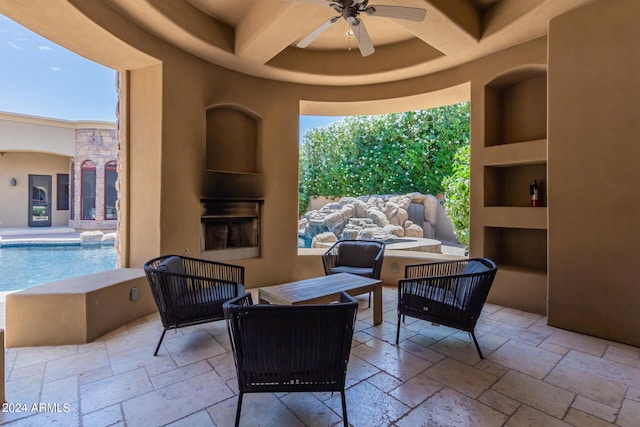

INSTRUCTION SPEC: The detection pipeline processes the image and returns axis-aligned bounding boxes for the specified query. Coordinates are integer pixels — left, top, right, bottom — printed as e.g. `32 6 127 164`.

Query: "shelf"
483 139 546 166
484 227 547 272
483 207 547 229
484 164 546 207
484 73 547 147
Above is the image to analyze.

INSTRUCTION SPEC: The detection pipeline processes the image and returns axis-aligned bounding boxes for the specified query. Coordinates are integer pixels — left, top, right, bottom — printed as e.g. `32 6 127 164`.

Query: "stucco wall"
548 0 640 346
0 152 71 228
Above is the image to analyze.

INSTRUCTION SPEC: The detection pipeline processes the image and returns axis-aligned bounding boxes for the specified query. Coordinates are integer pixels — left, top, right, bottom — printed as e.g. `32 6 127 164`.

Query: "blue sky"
0 14 342 134
0 14 118 122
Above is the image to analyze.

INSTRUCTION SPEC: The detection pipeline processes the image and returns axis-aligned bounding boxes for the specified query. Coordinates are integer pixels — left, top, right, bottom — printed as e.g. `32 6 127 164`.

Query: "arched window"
104 161 118 220
81 160 96 220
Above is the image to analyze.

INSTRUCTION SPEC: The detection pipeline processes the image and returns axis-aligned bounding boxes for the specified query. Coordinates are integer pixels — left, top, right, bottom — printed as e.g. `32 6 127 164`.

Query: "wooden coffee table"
258 273 383 325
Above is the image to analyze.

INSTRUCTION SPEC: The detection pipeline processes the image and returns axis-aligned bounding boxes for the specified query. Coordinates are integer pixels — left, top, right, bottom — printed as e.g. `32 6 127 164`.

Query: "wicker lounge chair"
396 258 497 359
144 254 245 356
322 239 385 307
223 292 358 427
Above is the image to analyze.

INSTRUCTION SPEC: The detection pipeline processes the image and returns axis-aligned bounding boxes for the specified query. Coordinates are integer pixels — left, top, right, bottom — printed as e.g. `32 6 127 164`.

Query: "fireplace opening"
200 199 262 260
202 218 259 250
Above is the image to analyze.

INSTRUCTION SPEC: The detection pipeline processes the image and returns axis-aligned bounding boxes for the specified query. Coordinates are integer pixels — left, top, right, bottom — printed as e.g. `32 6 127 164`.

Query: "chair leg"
235 392 244 427
368 291 371 308
395 314 401 344
340 390 348 427
470 331 484 359
153 329 168 356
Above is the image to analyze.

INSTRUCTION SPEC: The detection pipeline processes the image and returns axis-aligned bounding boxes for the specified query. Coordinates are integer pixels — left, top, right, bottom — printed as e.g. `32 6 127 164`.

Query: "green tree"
441 144 470 245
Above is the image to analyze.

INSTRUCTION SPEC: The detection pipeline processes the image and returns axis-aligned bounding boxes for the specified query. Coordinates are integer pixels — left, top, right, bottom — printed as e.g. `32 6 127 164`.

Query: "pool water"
0 246 117 291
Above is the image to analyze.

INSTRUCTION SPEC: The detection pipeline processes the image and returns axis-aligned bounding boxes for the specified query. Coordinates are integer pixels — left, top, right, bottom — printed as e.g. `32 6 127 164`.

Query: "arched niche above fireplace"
206 106 259 173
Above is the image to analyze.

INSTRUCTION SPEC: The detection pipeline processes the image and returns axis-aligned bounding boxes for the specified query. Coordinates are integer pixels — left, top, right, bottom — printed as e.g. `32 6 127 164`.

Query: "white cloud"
50 66 62 72
38 45 53 51
8 41 20 49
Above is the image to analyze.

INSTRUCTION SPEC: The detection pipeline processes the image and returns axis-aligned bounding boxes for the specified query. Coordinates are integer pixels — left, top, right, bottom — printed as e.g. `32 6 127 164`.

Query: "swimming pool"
0 245 117 291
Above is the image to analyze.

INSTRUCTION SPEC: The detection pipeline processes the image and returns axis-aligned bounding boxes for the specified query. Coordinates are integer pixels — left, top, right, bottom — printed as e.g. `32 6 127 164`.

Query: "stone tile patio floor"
1 286 639 426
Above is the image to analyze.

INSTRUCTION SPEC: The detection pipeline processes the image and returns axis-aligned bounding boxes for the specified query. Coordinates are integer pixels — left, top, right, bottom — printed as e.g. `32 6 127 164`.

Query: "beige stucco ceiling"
102 0 594 86
2 0 594 87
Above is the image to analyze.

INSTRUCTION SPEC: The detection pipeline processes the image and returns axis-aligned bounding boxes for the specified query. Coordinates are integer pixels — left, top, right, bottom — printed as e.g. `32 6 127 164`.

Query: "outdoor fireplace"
201 200 261 254
200 170 263 261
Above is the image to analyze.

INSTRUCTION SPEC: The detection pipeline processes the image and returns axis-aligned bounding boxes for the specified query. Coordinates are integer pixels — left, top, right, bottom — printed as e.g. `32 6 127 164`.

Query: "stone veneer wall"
70 127 118 231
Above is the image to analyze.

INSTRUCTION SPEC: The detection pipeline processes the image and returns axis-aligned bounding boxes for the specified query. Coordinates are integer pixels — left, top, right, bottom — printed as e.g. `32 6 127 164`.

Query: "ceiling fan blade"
297 17 340 48
350 20 375 57
365 5 426 21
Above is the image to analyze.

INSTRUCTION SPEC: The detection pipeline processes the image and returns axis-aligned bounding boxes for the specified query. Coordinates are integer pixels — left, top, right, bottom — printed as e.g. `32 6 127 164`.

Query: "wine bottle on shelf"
530 179 539 207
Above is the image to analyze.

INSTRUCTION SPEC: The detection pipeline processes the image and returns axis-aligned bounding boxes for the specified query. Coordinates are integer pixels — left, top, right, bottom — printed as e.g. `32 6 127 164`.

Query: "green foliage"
299 103 471 222
442 144 470 245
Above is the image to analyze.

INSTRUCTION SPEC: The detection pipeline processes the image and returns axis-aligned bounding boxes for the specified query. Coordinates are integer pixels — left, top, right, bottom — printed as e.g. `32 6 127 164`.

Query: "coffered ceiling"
106 0 593 85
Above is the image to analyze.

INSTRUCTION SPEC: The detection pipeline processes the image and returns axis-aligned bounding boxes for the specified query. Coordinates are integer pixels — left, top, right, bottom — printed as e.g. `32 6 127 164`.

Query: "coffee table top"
258 273 381 305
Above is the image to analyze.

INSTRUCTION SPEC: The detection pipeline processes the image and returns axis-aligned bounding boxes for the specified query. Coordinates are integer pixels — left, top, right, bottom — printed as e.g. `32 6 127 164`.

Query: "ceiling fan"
286 0 427 57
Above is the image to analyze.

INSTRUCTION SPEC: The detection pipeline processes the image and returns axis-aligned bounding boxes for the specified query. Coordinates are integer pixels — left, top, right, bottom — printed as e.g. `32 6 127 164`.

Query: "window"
81 160 96 220
57 174 69 210
70 162 75 219
104 161 118 220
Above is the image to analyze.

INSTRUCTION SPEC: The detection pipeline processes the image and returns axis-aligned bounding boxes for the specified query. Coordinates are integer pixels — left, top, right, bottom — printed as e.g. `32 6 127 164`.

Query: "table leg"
373 283 382 325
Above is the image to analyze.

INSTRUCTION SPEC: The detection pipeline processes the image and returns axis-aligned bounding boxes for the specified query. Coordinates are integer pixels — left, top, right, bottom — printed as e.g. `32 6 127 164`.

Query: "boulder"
367 208 388 227
404 224 424 238
311 232 337 248
101 232 117 245
80 231 104 245
422 195 439 225
383 225 404 237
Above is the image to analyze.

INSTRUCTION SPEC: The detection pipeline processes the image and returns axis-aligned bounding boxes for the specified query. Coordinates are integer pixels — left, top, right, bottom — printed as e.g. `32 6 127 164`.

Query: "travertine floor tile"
492 370 574 418
122 371 233 426
571 395 618 423
504 405 570 426
564 408 618 427
561 350 640 388
424 357 498 399
488 340 562 379
542 330 608 357
280 391 343 426
397 387 508 426
327 381 410 427
165 410 215 427
478 389 521 416
351 338 431 381
388 370 443 407
618 399 640 427
80 367 153 414
546 363 626 407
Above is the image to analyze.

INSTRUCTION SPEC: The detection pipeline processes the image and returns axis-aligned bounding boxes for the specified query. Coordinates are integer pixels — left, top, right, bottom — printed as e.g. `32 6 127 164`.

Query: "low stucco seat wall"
5 268 157 348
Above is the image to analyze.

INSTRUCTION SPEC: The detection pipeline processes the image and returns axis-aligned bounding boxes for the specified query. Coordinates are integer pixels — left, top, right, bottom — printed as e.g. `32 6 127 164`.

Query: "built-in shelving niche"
206 106 259 173
484 226 547 274
484 164 547 207
484 67 547 147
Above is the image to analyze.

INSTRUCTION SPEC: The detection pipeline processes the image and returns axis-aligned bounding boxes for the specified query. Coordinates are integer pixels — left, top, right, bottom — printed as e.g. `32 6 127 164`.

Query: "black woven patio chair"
396 258 497 359
144 254 245 356
322 239 385 307
223 292 358 427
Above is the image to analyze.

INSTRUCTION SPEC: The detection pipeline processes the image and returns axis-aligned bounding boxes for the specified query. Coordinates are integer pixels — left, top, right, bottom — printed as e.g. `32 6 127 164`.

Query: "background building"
0 112 117 230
